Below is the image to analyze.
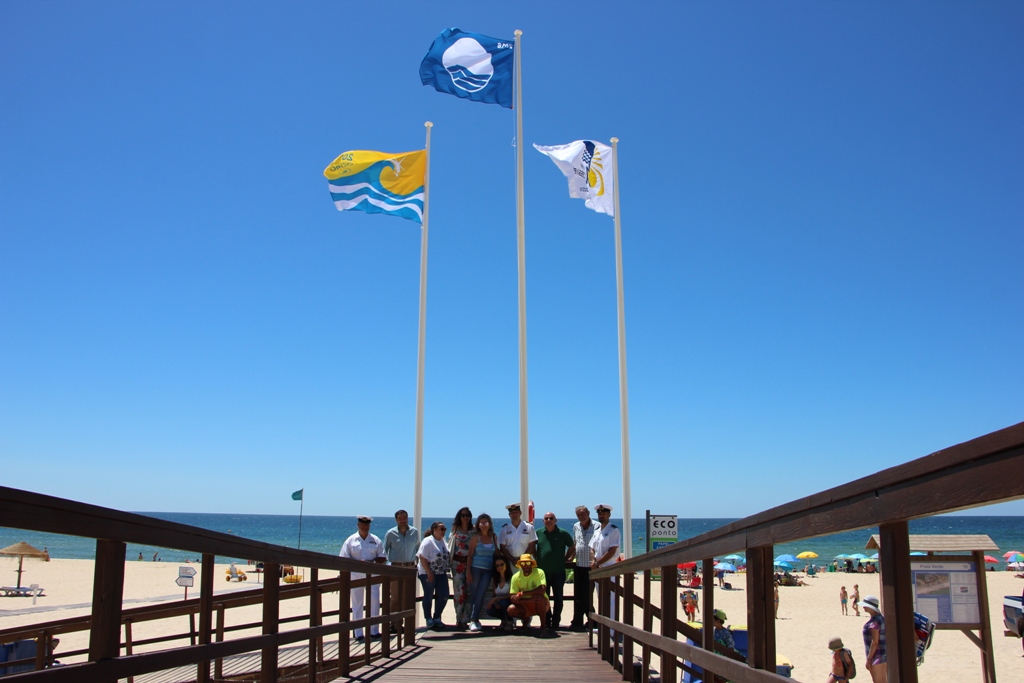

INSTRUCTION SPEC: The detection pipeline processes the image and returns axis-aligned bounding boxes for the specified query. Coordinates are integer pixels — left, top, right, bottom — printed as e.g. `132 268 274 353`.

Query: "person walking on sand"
840 586 849 615
861 595 886 683
828 636 856 683
570 505 600 631
447 507 475 630
774 583 780 619
339 515 387 640
851 584 861 617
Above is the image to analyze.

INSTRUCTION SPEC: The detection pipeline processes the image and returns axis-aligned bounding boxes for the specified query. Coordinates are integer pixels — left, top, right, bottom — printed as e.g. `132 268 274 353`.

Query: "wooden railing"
0 487 418 682
590 420 1024 683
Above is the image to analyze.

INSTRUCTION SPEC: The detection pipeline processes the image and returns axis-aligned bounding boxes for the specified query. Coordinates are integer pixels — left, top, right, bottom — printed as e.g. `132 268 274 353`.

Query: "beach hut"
0 541 47 588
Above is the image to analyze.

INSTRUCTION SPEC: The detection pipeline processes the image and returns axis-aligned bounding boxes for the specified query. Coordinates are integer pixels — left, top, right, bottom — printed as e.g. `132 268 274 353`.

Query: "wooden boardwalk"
125 626 622 683
342 627 624 683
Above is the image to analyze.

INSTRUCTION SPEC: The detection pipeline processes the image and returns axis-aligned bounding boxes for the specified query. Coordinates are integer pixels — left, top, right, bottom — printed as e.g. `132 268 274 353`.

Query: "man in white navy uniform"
589 504 621 623
499 502 537 567
339 515 387 640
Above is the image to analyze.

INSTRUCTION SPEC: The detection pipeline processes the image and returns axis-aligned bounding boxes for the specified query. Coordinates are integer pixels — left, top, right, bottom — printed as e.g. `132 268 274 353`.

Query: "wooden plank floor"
340 627 624 683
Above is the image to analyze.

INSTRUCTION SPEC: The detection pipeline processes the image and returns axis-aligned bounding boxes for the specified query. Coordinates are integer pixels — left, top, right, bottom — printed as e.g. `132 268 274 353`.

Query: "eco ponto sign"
649 515 677 550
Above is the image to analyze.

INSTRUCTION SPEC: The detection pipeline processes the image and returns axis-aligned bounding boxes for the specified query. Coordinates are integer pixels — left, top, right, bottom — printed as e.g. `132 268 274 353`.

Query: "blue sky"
2 2 1022 520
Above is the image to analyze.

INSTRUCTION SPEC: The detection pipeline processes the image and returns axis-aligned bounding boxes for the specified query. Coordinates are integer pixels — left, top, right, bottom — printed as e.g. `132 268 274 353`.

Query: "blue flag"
420 28 514 109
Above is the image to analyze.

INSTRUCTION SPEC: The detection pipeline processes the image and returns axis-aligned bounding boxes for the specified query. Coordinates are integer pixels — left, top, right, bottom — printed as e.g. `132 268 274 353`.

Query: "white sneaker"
468 621 480 632
474 620 483 631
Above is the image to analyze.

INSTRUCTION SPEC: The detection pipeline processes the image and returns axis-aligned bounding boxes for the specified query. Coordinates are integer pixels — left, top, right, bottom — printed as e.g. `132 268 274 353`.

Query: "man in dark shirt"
535 511 575 630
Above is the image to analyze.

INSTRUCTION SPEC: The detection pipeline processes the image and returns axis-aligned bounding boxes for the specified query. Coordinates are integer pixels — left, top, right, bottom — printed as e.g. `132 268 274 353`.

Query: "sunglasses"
460 513 472 517
543 516 555 520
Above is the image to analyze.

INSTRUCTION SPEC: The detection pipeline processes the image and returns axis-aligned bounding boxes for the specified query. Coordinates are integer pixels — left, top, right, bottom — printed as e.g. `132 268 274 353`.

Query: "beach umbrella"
796 551 818 559
0 541 47 588
984 555 999 564
910 552 927 556
834 554 849 560
1002 550 1022 559
775 554 798 564
869 553 879 560
723 554 744 562
848 553 868 561
678 562 697 570
715 562 737 572
1006 553 1024 563
774 561 794 570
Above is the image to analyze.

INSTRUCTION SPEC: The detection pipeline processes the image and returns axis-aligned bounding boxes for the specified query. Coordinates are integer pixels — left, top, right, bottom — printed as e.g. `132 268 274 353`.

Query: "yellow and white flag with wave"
534 140 615 217
324 149 426 224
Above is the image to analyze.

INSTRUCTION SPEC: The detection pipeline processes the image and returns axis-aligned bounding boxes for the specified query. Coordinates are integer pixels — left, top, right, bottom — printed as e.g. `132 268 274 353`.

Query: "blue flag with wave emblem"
420 28 514 109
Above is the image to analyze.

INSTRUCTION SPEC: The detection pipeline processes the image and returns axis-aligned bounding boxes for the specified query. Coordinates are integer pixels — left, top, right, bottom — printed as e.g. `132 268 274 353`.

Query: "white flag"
533 140 615 217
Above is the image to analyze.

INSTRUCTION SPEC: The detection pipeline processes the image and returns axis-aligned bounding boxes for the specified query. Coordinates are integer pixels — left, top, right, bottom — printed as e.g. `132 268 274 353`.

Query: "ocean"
2 514 1022 568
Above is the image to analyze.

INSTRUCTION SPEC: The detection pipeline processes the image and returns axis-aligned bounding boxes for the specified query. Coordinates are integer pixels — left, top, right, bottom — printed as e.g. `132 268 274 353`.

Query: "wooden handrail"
0 486 412 577
593 420 1024 578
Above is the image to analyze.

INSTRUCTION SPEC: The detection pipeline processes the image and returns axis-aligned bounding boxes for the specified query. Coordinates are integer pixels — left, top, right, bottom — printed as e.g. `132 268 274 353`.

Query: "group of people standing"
827 594 885 683
337 502 621 638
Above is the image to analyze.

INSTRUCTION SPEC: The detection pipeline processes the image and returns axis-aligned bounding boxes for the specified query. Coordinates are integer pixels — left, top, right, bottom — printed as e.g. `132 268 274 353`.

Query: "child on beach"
840 586 848 615
851 584 860 617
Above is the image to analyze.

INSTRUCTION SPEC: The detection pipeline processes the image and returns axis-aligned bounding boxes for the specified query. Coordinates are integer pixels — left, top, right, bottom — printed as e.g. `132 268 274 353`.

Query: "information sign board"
649 515 678 541
179 566 197 578
176 576 194 588
911 561 980 625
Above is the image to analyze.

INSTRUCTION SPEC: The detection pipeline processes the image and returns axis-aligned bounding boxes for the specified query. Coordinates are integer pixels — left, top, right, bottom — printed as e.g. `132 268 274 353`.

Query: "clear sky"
2 2 1022 520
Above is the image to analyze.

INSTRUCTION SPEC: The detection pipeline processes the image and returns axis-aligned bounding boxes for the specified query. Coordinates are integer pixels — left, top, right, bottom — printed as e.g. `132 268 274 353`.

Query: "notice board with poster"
910 561 980 625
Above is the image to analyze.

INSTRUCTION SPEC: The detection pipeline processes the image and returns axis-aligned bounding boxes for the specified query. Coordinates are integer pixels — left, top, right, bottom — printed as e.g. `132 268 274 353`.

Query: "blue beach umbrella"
724 554 744 562
834 554 849 560
869 553 879 559
715 562 737 572
848 553 868 561
775 554 798 564
774 561 794 570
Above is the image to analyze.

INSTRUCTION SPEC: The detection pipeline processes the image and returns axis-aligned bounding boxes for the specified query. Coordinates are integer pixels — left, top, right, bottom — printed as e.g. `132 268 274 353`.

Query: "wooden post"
599 577 611 662
197 553 214 683
339 571 351 677
746 545 776 673
214 603 225 680
404 574 416 647
622 571 635 682
364 575 373 668
642 569 652 683
879 522 917 683
700 557 716 679
308 567 320 683
89 539 126 682
660 564 677 683
382 572 392 658
123 622 134 683
261 562 280 683
972 550 997 683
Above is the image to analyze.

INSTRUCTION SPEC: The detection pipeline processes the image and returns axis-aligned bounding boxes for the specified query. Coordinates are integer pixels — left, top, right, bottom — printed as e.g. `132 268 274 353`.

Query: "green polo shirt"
536 525 573 576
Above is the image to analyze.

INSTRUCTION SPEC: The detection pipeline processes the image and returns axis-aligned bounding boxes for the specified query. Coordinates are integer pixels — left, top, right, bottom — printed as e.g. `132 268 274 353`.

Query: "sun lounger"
1 585 43 597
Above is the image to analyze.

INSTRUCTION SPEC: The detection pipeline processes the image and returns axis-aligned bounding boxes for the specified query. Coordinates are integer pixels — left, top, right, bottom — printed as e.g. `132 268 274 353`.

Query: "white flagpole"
513 30 530 513
610 137 633 557
413 122 432 535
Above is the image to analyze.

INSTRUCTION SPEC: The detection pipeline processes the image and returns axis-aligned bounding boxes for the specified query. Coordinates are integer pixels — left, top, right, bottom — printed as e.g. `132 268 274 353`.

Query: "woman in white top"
417 521 451 629
485 555 514 631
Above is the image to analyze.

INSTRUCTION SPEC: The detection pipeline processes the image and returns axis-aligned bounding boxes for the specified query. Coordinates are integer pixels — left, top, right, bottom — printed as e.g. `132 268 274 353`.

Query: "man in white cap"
499 502 537 567
588 504 620 622
339 515 387 640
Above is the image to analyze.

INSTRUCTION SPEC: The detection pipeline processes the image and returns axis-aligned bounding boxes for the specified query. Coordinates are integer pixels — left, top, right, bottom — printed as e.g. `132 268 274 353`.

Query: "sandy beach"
2 558 1022 682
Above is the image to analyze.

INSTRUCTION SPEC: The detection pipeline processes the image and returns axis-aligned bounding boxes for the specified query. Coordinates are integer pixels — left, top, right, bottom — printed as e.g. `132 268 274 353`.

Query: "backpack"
840 648 857 679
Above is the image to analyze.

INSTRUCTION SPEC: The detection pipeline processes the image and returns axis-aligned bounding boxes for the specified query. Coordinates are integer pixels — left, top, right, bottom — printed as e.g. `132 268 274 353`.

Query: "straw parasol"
0 541 47 588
